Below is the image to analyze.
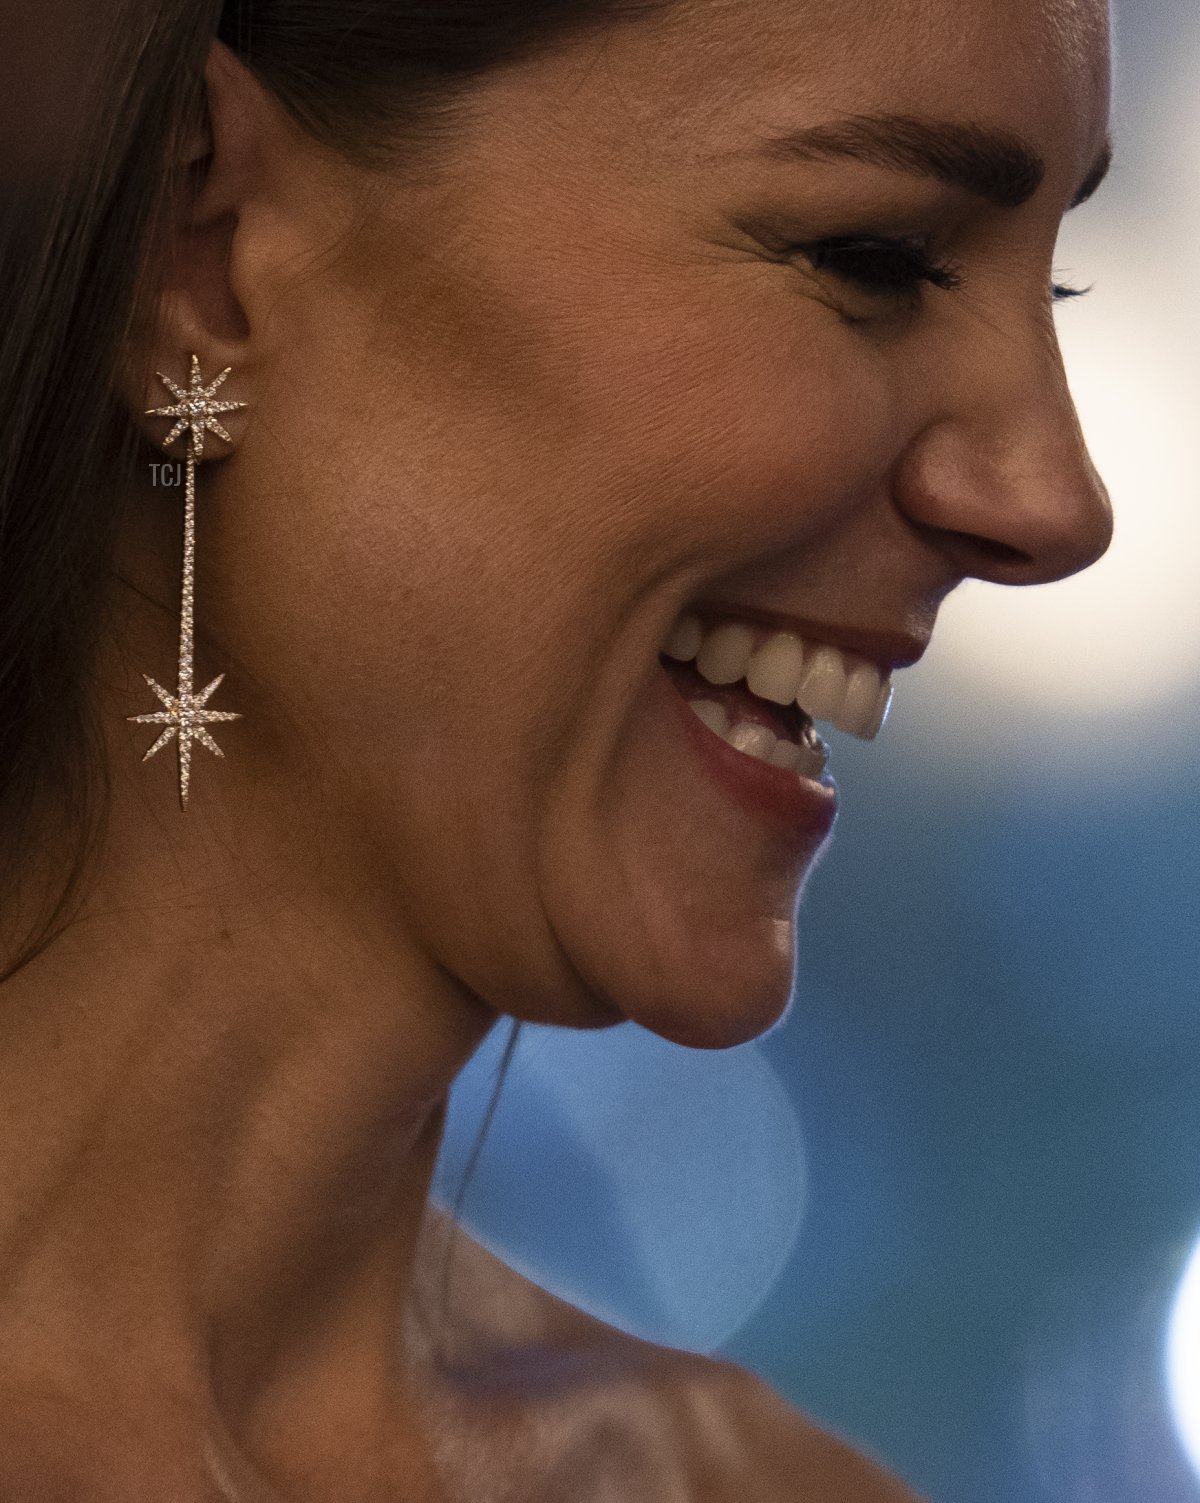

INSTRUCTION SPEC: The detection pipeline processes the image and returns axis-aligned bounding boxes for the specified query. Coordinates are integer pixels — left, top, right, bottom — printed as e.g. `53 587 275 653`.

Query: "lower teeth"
688 699 828 781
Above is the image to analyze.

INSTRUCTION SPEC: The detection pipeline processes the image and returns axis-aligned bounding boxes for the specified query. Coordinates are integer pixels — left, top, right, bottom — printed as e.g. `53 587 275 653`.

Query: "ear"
120 41 279 458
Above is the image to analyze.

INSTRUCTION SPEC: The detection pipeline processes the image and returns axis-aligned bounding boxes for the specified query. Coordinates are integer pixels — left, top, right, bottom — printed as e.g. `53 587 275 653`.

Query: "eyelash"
790 235 1088 306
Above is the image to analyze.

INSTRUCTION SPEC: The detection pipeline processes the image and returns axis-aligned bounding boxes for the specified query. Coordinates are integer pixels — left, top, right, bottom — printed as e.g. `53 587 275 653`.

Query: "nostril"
920 523 1033 574
970 534 1031 569
897 413 1111 587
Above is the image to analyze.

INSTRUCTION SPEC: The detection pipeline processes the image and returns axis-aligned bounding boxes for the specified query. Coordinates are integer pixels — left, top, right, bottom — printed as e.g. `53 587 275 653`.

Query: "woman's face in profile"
217 0 1112 1048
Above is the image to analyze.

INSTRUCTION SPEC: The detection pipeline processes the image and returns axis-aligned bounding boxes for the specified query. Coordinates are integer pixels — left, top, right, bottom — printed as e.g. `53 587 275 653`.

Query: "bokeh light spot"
1166 1228 1200 1483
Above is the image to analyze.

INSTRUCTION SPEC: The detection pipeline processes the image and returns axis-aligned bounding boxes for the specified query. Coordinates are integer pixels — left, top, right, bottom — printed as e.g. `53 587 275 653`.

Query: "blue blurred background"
435 3 1200 1499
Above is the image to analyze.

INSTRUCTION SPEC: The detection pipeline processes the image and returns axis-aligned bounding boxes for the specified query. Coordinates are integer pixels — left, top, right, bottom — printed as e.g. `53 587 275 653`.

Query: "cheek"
560 291 902 571
311 181 899 639
236 227 899 787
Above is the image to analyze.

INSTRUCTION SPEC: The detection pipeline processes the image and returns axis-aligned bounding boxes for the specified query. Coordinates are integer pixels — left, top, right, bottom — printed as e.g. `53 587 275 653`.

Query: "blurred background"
435 2 1200 1499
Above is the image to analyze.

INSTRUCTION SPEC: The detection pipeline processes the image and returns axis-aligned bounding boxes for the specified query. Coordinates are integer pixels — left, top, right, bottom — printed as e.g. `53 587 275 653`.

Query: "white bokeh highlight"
1167 1229 1200 1486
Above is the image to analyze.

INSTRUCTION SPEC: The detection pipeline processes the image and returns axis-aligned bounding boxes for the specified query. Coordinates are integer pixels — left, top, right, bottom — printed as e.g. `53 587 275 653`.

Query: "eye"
790 235 964 302
792 238 1092 309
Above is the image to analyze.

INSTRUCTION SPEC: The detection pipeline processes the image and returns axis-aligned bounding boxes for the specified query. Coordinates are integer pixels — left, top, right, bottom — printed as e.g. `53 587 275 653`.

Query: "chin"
593 915 800 1051
626 982 795 1051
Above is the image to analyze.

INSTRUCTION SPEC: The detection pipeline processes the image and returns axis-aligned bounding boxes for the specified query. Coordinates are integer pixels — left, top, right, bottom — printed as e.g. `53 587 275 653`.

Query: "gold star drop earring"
129 354 246 810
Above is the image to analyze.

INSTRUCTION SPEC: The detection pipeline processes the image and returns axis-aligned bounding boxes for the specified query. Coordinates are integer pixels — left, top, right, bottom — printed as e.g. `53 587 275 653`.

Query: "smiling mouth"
658 609 895 784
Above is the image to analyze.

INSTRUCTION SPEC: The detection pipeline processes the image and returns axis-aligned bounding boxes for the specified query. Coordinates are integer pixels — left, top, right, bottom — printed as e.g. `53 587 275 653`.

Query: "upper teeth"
663 612 893 741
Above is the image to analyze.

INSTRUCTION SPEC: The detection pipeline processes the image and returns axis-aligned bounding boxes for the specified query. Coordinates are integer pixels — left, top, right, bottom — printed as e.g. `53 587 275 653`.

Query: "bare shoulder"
679 1355 931 1503
411 1213 929 1502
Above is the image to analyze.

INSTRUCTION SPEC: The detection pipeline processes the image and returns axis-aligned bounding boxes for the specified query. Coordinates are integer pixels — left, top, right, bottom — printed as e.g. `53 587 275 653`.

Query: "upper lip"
693 601 930 674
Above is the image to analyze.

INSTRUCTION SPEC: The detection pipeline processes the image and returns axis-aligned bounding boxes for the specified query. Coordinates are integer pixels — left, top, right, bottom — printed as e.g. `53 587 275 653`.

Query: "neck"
0 784 496 1493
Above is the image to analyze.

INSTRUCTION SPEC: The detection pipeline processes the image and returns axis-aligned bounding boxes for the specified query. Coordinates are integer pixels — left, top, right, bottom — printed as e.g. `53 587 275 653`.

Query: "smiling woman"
0 0 1114 1499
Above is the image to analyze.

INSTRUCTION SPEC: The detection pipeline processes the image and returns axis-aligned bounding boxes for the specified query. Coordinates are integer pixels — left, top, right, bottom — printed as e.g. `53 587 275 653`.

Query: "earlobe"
121 319 251 458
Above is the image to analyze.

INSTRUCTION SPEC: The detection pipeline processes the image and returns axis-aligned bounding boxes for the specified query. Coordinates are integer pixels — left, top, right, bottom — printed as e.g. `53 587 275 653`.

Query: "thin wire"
433 1015 523 1369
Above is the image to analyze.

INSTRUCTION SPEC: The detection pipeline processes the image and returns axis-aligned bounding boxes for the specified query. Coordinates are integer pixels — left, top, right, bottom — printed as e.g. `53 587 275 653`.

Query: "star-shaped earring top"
146 353 247 458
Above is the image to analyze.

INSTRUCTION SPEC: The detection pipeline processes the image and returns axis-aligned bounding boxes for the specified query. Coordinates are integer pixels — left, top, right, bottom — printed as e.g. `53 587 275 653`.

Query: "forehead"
589 0 1111 192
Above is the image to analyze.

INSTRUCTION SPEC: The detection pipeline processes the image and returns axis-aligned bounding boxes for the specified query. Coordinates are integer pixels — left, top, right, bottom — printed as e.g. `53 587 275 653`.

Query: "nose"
894 318 1114 586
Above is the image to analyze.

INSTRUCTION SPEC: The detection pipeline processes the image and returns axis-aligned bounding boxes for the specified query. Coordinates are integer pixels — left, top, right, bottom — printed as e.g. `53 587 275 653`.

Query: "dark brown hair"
0 0 666 976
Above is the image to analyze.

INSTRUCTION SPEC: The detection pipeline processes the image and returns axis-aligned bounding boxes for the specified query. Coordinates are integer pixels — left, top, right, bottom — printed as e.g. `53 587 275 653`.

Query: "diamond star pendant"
129 355 245 810
129 673 242 811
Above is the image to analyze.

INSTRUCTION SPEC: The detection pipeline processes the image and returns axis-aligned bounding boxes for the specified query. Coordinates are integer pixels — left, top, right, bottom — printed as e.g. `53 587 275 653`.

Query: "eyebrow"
752 113 1112 211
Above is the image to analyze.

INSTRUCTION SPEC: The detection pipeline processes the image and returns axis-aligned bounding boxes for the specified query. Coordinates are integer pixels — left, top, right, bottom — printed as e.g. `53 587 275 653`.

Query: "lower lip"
656 663 838 847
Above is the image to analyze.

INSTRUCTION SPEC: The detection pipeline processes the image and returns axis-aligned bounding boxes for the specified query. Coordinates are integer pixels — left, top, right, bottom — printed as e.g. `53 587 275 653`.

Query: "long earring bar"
128 355 245 811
